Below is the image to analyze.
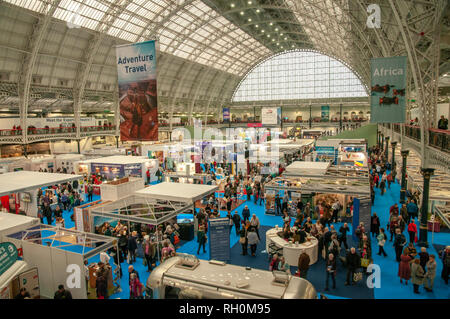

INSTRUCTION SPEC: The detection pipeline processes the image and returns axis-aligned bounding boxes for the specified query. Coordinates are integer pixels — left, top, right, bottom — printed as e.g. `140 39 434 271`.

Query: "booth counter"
266 228 318 266
99 177 145 202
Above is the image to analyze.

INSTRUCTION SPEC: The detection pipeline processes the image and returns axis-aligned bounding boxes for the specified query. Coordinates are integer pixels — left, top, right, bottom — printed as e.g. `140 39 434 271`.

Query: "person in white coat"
250 214 261 240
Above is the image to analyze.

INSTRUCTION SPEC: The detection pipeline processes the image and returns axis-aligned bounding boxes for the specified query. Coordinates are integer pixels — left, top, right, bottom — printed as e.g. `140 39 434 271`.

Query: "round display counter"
265 227 318 266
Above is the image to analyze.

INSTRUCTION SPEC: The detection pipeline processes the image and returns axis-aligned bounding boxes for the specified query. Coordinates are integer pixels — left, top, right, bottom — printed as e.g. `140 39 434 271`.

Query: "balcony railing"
0 125 116 137
383 123 449 153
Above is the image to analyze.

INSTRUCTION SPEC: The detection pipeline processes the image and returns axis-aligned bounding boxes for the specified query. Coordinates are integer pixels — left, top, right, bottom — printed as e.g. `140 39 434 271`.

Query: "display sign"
223 108 230 122
261 107 281 125
247 123 262 127
91 163 125 180
124 164 143 178
0 117 97 130
116 40 158 141
352 197 371 241
370 56 407 123
18 268 40 299
0 242 18 276
315 146 338 164
208 218 230 262
321 105 330 121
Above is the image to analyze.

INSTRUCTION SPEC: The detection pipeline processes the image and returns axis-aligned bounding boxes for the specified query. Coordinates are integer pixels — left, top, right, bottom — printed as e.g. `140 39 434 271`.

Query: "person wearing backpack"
377 228 388 257
393 228 407 262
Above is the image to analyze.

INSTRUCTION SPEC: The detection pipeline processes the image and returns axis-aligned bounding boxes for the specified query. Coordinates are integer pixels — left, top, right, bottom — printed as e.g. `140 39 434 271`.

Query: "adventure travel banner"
116 40 158 141
370 56 407 123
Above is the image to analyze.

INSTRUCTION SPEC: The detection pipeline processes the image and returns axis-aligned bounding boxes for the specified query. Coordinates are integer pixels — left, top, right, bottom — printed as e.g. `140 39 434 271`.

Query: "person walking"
250 214 261 240
370 213 380 238
127 231 138 263
338 223 350 250
345 247 361 286
297 252 310 279
275 194 282 216
394 228 407 262
411 259 425 294
242 205 250 222
379 179 386 196
418 247 429 272
239 225 248 256
143 235 156 272
232 211 241 235
398 251 412 285
325 253 337 291
424 254 437 292
440 246 450 285
407 219 418 244
196 224 207 254
247 227 259 257
376 228 388 257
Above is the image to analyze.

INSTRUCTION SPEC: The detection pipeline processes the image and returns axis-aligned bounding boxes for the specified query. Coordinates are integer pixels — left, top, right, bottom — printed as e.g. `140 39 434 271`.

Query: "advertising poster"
0 242 18 276
116 40 158 141
321 105 330 121
223 107 230 122
91 163 125 180
261 107 280 125
370 56 407 123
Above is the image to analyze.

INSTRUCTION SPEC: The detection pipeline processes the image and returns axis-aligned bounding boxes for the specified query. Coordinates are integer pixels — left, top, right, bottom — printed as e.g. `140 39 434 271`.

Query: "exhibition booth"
4 223 117 299
0 171 82 217
80 155 158 182
0 213 40 299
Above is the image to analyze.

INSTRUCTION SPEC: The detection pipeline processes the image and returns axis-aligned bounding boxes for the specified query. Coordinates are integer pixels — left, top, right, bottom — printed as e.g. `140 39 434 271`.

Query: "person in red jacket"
390 203 399 216
407 219 418 243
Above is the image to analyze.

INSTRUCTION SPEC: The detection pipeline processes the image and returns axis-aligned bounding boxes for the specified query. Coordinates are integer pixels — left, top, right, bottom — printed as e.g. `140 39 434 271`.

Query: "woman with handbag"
411 258 425 294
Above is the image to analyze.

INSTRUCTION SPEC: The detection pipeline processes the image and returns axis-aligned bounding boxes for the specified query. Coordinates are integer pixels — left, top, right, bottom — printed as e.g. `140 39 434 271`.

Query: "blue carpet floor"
81 179 449 299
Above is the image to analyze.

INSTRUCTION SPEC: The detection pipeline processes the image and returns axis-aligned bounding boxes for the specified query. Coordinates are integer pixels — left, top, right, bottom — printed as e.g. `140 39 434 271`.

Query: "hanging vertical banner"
370 56 407 123
223 107 230 122
321 105 330 121
116 40 158 141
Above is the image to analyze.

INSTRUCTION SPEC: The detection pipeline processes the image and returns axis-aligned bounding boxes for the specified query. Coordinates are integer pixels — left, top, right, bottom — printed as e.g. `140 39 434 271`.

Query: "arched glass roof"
232 50 368 102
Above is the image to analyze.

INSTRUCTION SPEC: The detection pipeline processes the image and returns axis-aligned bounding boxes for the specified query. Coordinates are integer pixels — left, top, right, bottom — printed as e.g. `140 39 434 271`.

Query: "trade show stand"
266 227 318 265
99 177 145 201
0 171 82 217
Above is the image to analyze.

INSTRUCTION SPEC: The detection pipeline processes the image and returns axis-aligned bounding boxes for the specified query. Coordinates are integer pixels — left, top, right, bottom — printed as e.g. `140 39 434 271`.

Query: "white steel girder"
388 0 446 167
17 0 62 144
72 0 133 140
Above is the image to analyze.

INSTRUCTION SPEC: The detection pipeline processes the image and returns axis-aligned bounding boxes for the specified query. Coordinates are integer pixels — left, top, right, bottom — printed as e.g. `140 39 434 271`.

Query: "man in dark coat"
232 211 242 235
345 247 361 285
275 194 282 216
393 228 407 262
242 205 250 222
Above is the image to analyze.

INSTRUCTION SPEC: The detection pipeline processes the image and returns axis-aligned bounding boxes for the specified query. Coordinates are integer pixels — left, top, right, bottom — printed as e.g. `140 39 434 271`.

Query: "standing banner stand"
208 218 230 262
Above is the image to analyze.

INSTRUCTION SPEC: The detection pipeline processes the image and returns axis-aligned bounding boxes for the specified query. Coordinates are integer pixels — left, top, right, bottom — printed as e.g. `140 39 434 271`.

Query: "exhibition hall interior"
0 0 449 302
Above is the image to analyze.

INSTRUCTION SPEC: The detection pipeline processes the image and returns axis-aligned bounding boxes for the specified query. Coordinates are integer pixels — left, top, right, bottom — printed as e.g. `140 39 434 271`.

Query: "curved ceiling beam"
73 0 133 139
17 0 62 143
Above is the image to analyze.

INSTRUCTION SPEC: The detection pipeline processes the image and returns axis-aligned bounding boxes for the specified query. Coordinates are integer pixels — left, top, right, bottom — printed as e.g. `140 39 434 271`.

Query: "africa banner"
370 56 407 123
116 40 158 141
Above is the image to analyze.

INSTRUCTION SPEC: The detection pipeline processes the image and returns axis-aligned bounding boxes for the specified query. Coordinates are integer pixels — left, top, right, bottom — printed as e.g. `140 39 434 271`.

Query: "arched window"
232 50 368 102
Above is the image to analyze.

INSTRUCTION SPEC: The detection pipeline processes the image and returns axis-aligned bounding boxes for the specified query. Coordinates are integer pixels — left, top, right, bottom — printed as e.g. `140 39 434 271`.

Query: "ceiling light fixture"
231 3 235 8
240 11 244 15
284 37 287 40
256 9 260 13
248 1 252 4
255 24 259 28
248 18 252 22
269 22 273 26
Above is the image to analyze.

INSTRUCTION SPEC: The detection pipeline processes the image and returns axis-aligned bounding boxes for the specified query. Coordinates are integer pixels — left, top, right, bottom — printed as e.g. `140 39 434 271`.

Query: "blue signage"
208 218 230 262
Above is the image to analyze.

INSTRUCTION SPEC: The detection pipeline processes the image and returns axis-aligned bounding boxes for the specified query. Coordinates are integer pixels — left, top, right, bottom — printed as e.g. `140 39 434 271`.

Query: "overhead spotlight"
240 11 244 15
261 29 265 32
292 44 295 48
267 34 270 38
280 33 283 36
255 24 259 28
284 37 287 40
269 22 273 26
231 3 235 8
272 39 275 42
275 28 278 31
277 43 279 46
256 9 260 13
248 1 252 4
248 18 252 22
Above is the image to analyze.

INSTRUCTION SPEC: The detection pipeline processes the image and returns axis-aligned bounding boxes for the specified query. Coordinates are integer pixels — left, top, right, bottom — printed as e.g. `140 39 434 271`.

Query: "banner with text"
261 107 280 125
370 56 406 123
321 105 330 121
116 40 158 141
223 108 230 122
